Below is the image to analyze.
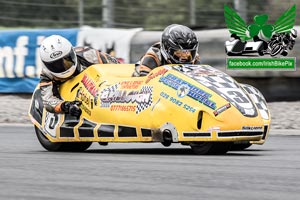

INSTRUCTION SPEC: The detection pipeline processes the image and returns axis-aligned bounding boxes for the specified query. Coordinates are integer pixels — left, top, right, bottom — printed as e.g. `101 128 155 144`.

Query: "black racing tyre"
98 142 108 146
230 142 252 151
35 126 92 152
190 142 232 155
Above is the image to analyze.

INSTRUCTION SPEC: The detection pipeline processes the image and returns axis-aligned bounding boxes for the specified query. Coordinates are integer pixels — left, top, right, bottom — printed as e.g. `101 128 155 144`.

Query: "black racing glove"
61 101 82 118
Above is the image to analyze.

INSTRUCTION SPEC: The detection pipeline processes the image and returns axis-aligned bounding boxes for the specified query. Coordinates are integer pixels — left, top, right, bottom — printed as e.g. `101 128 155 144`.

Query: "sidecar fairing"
29 64 271 154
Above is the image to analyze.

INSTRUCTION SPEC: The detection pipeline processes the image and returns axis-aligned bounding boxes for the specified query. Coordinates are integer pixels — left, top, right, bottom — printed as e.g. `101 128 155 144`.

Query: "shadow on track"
81 148 268 156
86 148 194 155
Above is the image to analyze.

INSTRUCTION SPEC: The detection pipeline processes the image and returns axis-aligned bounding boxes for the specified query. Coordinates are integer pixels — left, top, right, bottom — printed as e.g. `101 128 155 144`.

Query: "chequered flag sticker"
136 86 153 114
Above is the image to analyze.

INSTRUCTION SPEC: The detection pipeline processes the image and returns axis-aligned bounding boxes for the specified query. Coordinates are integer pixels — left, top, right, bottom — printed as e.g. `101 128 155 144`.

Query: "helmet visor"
169 48 196 63
43 48 77 73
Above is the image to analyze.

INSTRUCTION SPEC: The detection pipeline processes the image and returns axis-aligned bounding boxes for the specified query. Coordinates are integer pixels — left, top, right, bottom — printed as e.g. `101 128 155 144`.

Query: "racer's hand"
61 101 82 118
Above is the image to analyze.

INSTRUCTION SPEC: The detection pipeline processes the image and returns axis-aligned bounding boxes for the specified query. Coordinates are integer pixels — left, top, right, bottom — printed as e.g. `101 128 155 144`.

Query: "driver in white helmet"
39 35 119 118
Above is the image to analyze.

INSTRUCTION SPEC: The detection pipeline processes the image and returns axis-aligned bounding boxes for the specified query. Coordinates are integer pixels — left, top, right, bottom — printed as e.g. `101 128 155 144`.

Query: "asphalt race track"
0 125 299 200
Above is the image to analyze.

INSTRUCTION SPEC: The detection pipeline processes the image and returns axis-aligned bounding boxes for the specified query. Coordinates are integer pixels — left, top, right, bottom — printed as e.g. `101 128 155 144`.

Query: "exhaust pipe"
161 130 172 147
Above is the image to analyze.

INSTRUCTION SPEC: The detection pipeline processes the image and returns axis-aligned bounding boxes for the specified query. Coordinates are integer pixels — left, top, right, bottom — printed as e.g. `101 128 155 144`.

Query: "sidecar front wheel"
190 142 232 155
34 126 92 152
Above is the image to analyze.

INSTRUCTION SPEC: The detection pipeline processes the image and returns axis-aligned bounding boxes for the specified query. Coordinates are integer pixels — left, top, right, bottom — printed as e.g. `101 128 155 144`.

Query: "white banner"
77 26 143 63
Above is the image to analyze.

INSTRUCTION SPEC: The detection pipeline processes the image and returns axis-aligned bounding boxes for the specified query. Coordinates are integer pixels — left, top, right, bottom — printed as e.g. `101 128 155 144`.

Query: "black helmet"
161 24 199 64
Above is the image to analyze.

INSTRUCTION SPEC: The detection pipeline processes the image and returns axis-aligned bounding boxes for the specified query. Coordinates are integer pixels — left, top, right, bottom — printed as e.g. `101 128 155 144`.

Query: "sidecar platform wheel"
34 126 92 152
230 142 252 151
190 142 232 155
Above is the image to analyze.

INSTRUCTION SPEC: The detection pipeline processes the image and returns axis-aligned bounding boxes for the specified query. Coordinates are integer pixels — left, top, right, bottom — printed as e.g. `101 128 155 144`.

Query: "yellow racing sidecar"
29 64 271 154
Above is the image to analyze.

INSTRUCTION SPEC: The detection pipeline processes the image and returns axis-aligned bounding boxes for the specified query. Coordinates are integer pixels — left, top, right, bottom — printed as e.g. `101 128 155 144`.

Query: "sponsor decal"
176 65 256 117
100 83 153 114
110 104 136 112
50 51 63 59
191 68 219 76
75 87 93 115
80 102 92 116
120 80 143 89
243 84 269 120
159 74 216 109
242 126 263 130
177 84 190 98
213 103 231 116
77 74 104 115
81 74 98 105
160 92 196 113
145 68 168 83
44 112 61 137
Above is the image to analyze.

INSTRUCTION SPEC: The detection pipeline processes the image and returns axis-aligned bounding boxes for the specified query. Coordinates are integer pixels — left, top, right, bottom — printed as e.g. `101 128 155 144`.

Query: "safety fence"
1 26 299 93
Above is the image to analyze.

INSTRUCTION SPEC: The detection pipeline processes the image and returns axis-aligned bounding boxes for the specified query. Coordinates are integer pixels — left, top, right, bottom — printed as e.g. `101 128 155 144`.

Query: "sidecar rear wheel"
34 126 92 152
190 142 232 155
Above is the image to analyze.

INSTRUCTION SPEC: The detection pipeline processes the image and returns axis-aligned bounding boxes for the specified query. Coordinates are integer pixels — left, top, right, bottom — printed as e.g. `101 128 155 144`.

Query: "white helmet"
39 35 78 79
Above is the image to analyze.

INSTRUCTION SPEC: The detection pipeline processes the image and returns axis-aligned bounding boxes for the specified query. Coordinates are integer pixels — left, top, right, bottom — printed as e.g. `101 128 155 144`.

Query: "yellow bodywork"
29 64 271 144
